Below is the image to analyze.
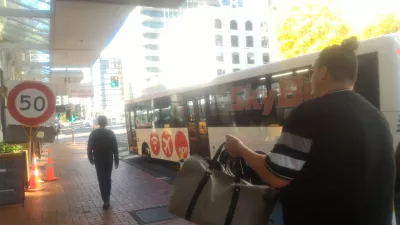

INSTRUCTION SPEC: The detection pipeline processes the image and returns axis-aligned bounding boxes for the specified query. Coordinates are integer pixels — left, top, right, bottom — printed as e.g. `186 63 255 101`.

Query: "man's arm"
87 132 94 164
111 131 119 167
225 106 313 189
239 144 290 188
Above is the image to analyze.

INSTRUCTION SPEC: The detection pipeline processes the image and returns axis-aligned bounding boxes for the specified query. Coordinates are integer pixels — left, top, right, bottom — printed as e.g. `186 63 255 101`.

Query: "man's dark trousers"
95 160 113 202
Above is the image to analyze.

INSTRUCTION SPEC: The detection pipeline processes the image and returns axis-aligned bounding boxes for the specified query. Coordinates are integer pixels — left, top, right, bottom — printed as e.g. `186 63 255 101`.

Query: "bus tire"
142 142 151 160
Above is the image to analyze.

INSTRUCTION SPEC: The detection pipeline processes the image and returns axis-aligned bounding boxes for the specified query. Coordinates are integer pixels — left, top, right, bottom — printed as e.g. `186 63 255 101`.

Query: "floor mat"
129 205 177 224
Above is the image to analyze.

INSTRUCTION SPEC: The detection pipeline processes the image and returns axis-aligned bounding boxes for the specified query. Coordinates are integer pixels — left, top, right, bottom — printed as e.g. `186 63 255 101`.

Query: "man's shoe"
103 201 110 210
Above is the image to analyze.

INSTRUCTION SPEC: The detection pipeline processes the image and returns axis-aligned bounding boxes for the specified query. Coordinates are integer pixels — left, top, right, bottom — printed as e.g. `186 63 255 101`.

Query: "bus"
125 33 400 163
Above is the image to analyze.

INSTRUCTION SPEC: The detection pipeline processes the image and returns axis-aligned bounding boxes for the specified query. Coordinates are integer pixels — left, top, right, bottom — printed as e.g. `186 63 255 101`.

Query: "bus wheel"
142 143 151 160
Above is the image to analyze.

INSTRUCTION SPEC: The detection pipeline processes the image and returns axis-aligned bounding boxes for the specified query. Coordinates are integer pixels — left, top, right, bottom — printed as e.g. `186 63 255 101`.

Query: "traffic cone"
43 149 59 181
32 152 44 183
25 154 44 192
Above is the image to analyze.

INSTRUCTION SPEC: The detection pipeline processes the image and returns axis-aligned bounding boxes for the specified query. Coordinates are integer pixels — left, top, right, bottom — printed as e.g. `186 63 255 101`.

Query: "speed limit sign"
7 81 56 126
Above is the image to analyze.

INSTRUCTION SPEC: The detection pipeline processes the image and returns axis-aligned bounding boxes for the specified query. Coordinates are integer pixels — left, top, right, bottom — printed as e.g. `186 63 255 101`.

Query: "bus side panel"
382 111 400 149
208 126 282 158
136 127 190 163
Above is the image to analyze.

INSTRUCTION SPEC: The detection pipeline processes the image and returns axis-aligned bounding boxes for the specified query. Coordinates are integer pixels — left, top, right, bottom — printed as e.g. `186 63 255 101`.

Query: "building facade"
158 3 279 90
117 6 181 99
117 0 278 98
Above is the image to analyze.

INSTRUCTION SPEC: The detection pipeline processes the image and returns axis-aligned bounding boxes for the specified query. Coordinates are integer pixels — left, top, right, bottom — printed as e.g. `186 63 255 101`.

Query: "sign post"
7 81 56 163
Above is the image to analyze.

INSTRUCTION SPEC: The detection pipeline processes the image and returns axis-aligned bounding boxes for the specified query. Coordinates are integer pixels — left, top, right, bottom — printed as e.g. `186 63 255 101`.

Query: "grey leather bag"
168 144 278 225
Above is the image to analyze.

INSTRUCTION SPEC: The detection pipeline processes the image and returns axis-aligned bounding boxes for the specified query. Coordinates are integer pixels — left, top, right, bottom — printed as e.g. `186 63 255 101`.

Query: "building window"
246 36 254 47
143 33 160 39
261 22 268 32
144 44 159 50
231 35 239 47
232 53 240 64
145 56 160 61
262 53 270 64
230 20 238 30
214 19 222 29
142 21 164 29
247 53 255 64
216 53 224 63
245 21 253 31
233 68 241 72
261 36 269 48
146 67 160 73
215 35 223 46
217 69 225 76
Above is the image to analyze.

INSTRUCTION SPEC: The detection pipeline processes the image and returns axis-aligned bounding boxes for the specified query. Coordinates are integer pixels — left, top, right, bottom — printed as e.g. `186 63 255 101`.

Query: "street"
57 124 179 184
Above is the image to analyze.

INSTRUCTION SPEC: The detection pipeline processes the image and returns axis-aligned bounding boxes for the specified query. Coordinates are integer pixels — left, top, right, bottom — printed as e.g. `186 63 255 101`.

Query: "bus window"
354 52 379 108
135 101 152 128
271 69 311 123
215 91 233 126
207 95 218 125
161 107 172 124
130 111 135 129
149 108 161 128
171 102 186 127
187 100 195 121
198 98 206 119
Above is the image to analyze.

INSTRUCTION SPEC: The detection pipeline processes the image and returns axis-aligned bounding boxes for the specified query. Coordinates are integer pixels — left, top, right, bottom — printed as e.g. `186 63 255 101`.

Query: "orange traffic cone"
25 154 44 192
43 149 59 181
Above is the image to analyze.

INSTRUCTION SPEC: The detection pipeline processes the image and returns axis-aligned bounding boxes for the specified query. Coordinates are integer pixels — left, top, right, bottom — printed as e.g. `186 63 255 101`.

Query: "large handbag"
168 143 279 225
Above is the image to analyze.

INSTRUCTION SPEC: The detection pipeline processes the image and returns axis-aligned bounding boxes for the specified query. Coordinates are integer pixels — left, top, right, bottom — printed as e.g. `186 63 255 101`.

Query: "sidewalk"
0 142 191 225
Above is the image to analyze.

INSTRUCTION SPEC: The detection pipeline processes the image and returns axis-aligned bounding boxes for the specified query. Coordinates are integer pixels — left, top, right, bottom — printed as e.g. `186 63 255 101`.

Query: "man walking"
87 115 119 209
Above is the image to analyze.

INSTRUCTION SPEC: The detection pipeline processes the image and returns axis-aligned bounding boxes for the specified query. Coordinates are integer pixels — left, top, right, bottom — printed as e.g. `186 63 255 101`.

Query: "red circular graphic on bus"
149 131 160 156
161 131 173 158
175 131 189 159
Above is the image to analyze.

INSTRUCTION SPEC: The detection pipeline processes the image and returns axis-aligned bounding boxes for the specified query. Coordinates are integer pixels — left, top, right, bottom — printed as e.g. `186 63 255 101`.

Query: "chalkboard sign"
0 152 26 205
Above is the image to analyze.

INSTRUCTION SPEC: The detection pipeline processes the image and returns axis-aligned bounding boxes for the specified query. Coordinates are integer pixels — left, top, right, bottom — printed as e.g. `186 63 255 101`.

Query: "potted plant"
0 142 23 154
0 142 26 205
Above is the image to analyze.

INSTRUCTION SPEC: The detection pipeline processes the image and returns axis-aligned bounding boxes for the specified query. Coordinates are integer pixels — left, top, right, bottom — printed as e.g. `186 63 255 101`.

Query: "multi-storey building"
115 0 277 98
158 2 278 89
116 6 181 98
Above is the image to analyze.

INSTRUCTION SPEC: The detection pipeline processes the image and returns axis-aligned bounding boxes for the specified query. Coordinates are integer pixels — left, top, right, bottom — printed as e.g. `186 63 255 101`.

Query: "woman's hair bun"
341 36 359 52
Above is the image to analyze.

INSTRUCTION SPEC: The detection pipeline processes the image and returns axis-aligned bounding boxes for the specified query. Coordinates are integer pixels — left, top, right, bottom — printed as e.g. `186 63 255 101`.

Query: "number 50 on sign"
7 81 56 126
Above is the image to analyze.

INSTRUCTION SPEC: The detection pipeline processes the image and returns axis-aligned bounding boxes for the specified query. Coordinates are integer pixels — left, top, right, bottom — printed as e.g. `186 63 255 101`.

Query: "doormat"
129 205 177 224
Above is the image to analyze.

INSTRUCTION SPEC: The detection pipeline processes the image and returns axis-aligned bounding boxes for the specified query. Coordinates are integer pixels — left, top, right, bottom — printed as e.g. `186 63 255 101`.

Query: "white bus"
125 33 400 163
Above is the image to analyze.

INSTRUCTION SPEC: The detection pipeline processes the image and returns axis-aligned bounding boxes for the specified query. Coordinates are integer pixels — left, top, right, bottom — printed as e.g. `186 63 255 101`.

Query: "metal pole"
71 104 75 144
71 120 75 144
0 69 6 141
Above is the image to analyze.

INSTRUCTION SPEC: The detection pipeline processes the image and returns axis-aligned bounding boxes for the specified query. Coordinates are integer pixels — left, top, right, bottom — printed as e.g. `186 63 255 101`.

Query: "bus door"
186 97 210 158
126 111 138 153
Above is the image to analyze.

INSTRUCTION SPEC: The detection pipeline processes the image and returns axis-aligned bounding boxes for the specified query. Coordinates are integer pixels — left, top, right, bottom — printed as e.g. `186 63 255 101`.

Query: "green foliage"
277 3 351 58
0 142 23 154
362 13 400 39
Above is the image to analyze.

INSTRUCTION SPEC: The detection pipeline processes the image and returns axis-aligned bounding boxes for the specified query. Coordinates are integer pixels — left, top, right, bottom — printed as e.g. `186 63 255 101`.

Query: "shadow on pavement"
121 155 179 185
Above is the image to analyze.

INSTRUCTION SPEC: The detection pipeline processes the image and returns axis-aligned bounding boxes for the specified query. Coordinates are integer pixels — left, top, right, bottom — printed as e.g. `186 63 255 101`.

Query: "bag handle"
210 141 226 169
234 158 243 184
212 142 243 184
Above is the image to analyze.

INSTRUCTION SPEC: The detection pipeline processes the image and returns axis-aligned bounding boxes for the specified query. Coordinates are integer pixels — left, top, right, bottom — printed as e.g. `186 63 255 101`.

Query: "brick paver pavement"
0 142 191 225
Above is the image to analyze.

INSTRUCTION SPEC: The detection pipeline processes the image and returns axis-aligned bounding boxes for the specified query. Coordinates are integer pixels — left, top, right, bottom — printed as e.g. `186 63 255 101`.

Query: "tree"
362 13 400 39
277 4 351 58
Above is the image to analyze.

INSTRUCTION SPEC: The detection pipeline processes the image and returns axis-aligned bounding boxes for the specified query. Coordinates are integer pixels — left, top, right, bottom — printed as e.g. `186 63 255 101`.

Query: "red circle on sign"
161 131 173 158
149 131 160 156
7 81 55 126
175 131 189 159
